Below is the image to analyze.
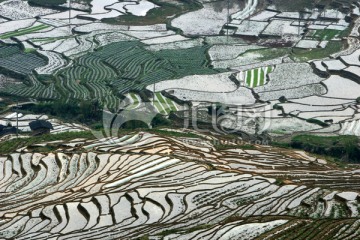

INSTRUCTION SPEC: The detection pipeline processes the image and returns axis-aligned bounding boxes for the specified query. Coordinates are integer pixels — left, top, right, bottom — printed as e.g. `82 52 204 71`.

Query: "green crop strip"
260 68 265 86
1 24 50 39
253 69 259 87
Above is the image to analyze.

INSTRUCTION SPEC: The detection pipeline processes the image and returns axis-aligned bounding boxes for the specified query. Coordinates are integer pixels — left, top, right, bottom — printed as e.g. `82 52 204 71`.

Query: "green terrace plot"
1 74 58 100
308 29 342 41
0 41 220 110
0 24 50 40
245 66 273 88
0 45 46 75
57 41 220 109
0 45 57 99
125 93 141 110
153 92 179 115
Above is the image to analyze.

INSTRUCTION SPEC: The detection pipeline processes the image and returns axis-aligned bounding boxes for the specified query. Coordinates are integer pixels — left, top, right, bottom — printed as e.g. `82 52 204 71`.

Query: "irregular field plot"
0 45 46 75
308 29 343 41
243 66 273 88
152 92 179 114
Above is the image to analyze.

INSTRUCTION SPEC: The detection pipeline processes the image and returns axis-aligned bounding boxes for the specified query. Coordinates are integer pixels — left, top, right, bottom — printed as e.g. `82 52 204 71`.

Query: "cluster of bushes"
22 99 173 131
28 0 67 7
290 135 360 162
22 100 102 125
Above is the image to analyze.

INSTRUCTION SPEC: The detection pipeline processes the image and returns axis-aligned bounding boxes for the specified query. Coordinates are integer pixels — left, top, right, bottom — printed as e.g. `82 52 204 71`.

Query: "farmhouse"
0 124 17 137
29 120 53 136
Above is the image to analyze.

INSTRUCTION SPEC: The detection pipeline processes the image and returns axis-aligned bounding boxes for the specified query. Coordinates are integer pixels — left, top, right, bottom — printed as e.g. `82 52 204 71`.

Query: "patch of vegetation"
256 48 291 61
32 36 69 43
207 103 228 116
356 96 360 104
279 96 287 103
272 0 315 11
0 131 95 154
221 214 242 224
184 224 213 233
291 135 360 162
120 120 150 130
291 41 344 61
0 45 47 76
50 41 221 110
28 0 67 8
151 114 172 128
274 178 285 186
136 235 149 240
311 29 342 41
157 224 213 236
0 25 50 40
24 49 36 53
21 100 102 126
215 143 257 151
148 129 201 138
306 118 330 127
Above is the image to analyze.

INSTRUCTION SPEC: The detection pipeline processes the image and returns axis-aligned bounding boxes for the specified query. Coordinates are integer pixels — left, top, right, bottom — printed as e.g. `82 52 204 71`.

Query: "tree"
279 96 287 103
356 97 360 104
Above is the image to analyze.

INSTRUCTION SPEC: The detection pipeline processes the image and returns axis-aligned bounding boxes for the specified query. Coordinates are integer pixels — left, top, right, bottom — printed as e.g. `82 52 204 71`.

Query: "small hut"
29 120 53 136
0 124 17 137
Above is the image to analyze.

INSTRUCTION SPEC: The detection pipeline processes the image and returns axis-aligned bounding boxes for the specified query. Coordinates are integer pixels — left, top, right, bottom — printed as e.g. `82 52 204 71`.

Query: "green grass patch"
291 41 344 61
165 97 177 112
312 29 342 41
154 100 167 114
156 92 177 112
245 66 273 88
253 69 259 87
24 48 36 53
260 68 265 86
1 24 50 39
246 70 251 86
155 92 167 104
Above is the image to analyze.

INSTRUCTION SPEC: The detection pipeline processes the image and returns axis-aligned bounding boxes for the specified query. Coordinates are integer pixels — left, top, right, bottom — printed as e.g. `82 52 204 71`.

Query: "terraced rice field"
0 0 359 238
0 46 57 99
243 66 273 88
0 45 46 75
152 92 179 114
0 40 220 110
0 130 359 239
125 92 141 110
57 41 218 109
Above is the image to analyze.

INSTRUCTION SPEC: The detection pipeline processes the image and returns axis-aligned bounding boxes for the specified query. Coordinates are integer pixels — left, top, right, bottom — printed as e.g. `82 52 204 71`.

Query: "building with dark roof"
0 124 17 137
29 120 53 136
